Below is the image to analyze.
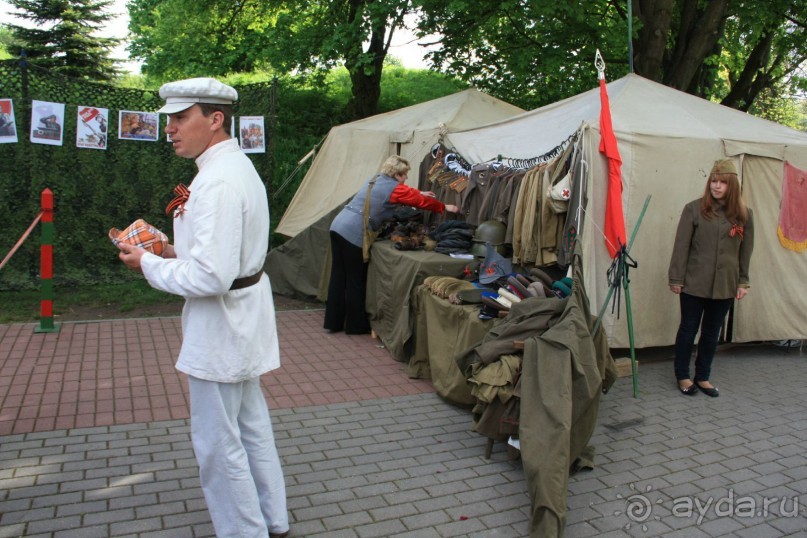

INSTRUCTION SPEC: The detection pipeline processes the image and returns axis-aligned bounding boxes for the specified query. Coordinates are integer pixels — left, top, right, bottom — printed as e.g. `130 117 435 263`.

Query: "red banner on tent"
599 77 626 257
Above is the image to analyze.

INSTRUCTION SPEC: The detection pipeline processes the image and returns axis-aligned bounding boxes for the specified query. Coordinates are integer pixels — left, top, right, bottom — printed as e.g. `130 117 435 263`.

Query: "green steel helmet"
470 241 488 258
473 220 506 246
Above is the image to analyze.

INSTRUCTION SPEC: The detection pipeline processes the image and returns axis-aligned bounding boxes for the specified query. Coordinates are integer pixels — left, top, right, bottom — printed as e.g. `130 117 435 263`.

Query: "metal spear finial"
595 49 605 80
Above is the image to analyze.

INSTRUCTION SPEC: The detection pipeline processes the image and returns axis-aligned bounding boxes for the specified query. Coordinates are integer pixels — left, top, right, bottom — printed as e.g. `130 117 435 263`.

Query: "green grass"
0 280 183 324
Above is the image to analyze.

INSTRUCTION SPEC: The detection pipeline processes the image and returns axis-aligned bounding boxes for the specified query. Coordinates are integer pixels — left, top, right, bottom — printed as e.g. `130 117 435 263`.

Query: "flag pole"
592 49 645 396
627 1 634 73
593 194 650 330
593 196 650 397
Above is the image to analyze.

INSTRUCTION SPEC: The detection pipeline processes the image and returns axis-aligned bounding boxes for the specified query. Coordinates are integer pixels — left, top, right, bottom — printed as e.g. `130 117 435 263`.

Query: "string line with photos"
0 60 271 153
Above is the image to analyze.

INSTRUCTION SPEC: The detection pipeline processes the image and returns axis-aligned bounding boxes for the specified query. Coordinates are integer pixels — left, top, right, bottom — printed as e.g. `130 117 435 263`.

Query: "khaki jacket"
668 200 754 299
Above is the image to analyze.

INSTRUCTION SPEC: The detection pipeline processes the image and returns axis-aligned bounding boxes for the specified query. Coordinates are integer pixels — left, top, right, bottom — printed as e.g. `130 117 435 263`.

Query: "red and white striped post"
35 188 59 333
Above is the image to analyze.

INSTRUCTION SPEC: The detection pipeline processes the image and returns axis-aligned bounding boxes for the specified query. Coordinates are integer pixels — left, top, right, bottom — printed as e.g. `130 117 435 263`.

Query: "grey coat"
330 174 399 248
668 199 754 299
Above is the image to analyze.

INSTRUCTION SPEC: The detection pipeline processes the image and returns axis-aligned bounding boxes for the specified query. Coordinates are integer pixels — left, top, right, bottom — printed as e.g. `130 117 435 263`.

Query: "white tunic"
141 138 280 382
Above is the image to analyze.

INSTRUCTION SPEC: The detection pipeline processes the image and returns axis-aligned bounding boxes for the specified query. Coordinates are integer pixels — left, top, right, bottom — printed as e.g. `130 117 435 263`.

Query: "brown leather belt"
229 271 263 291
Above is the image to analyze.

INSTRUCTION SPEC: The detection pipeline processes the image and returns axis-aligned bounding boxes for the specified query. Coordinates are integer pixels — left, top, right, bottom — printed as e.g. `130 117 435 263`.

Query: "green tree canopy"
0 26 15 59
416 0 807 112
127 0 415 119
126 0 805 121
5 0 121 81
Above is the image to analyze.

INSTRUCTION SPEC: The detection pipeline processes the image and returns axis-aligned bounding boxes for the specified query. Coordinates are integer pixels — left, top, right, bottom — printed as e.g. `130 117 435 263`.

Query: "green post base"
34 321 60 334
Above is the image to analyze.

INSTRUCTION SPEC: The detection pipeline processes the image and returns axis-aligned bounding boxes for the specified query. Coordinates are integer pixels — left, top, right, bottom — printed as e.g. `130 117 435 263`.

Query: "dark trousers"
673 292 733 382
324 231 371 334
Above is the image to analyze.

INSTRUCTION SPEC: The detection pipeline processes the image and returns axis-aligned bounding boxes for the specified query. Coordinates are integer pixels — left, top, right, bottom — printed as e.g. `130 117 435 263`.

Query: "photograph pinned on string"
0 99 18 143
30 100 65 146
239 116 265 153
76 106 109 149
119 110 159 141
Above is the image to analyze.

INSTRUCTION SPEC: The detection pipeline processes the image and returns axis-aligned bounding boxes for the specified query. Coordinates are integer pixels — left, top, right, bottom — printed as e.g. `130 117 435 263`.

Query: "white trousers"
188 376 288 537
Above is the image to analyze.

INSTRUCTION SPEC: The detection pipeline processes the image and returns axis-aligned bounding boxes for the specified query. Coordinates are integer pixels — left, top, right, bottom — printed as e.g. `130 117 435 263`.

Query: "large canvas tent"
445 73 807 348
266 89 525 298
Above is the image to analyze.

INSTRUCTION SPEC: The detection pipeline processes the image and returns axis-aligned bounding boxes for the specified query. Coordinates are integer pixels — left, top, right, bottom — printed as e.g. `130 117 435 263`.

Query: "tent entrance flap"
391 130 414 156
390 130 414 143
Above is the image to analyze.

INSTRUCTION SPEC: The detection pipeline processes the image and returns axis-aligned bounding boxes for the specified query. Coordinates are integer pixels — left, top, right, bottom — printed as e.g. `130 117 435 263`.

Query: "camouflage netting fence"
0 58 282 290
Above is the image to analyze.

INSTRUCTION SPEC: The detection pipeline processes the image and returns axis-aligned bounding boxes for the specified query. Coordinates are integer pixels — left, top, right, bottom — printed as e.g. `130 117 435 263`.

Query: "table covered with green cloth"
365 240 471 362
407 285 499 405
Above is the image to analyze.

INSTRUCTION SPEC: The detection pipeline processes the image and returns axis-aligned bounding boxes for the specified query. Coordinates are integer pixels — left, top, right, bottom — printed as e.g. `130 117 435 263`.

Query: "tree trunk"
633 0 676 81
346 69 384 119
345 25 386 119
665 0 729 91
668 0 698 76
342 0 389 120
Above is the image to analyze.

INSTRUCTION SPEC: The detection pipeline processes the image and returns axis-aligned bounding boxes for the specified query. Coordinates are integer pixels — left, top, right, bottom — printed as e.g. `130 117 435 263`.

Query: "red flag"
599 77 626 257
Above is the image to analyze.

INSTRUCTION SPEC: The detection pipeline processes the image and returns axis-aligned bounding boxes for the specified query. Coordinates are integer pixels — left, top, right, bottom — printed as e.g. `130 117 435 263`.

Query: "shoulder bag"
362 176 379 262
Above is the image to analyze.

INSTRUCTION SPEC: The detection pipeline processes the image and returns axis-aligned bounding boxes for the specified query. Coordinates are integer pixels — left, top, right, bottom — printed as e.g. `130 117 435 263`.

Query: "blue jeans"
673 293 733 382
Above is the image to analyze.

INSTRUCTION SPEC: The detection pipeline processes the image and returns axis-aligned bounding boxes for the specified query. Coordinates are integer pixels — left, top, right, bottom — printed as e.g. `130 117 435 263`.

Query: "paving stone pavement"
1 313 806 537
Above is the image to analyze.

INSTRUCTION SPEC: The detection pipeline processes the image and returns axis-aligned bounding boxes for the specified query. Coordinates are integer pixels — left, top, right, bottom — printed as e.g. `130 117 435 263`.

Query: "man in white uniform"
117 77 289 538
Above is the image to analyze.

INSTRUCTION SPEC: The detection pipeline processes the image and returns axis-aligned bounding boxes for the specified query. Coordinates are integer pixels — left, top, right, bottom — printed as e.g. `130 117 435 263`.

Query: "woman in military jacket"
668 158 754 397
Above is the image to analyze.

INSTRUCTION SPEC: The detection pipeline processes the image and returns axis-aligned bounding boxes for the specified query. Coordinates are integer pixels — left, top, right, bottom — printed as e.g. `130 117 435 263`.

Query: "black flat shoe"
678 381 698 396
696 382 719 398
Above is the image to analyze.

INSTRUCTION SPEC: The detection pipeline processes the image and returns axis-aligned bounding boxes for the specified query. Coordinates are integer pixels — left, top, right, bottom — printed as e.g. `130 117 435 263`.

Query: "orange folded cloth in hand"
109 219 168 256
